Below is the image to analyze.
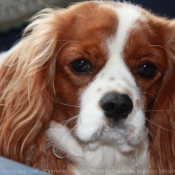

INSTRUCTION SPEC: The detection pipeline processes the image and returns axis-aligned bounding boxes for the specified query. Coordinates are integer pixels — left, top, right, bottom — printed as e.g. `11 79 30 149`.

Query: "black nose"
100 93 133 121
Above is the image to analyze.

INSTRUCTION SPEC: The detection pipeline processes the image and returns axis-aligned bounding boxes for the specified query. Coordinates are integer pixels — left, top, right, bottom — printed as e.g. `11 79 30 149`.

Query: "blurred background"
0 0 175 52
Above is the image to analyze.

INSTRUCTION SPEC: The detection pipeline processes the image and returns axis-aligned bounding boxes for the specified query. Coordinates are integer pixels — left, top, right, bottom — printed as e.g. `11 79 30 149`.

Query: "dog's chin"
77 124 147 153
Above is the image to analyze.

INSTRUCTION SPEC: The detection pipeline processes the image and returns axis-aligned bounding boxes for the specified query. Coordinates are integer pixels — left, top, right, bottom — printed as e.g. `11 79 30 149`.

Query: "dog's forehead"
68 2 143 68
60 2 144 63
66 2 144 39
63 2 118 42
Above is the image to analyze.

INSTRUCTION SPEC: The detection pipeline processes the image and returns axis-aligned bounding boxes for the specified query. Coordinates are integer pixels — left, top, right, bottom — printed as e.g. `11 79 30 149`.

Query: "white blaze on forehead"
76 5 144 143
104 5 141 80
111 5 141 54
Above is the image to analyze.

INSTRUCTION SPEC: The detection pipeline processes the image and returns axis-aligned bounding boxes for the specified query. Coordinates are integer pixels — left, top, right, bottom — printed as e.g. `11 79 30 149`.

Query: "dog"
0 1 175 175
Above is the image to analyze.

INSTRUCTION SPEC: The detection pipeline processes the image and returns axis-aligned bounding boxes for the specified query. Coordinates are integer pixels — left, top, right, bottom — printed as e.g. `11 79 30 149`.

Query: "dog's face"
1 0 175 171
51 1 171 152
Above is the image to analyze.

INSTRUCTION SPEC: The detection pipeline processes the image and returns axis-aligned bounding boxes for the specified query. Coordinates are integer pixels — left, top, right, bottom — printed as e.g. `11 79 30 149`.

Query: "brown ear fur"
0 9 62 164
149 21 175 174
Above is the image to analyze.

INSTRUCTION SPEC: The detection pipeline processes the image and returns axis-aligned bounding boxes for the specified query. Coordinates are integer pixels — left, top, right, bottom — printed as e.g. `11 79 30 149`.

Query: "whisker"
61 115 79 126
145 127 161 157
46 92 80 108
145 126 156 142
71 125 77 133
144 91 160 103
145 109 175 112
143 91 156 99
143 91 161 107
145 118 174 132
56 100 80 108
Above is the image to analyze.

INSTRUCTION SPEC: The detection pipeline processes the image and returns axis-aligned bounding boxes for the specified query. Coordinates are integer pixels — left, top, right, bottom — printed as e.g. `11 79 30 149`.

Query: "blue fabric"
0 157 49 175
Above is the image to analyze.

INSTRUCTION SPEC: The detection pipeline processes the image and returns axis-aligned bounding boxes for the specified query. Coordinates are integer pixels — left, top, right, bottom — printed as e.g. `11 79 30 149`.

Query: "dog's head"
0 0 175 172
52 2 147 152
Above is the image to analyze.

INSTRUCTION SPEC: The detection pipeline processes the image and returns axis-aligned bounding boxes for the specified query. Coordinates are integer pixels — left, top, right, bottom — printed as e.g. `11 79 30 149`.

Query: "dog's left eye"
70 60 92 74
138 63 157 79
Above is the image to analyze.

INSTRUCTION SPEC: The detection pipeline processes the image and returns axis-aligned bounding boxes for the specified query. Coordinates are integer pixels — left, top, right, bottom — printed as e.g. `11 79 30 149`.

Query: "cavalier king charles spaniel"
0 1 175 175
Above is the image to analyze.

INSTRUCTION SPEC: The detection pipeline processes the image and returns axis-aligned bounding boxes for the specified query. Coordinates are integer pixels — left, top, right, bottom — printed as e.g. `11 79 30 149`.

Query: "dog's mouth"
77 120 147 151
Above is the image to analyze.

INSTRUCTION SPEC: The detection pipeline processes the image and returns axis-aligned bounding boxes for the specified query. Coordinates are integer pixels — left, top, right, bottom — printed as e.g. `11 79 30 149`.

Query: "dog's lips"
78 122 146 148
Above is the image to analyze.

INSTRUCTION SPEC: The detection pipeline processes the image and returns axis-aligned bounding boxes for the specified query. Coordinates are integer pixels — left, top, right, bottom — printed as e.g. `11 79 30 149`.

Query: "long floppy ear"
0 9 62 164
149 20 175 173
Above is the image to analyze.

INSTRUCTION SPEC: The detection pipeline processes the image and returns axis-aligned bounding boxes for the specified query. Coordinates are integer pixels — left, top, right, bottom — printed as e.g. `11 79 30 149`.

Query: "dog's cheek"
52 72 82 129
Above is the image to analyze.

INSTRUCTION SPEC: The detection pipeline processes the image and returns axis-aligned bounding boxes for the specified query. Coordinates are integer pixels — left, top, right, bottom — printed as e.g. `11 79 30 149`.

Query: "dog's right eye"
70 60 92 74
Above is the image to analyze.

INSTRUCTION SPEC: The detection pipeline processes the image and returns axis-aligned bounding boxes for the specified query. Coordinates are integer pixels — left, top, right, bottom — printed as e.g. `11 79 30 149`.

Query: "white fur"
0 52 7 66
48 122 148 175
77 4 146 150
48 4 149 175
0 41 23 68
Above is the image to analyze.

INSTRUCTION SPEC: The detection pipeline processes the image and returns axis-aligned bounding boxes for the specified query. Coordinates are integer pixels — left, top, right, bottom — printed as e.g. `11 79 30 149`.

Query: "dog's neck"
45 122 149 175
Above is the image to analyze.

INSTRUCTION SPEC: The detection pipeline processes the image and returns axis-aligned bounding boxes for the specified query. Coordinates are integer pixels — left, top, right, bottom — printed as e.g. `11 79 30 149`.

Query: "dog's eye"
138 63 157 78
70 60 92 74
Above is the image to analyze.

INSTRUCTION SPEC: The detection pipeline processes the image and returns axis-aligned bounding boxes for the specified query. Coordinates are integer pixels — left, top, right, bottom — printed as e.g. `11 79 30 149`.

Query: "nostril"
102 102 116 113
121 103 132 116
